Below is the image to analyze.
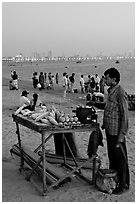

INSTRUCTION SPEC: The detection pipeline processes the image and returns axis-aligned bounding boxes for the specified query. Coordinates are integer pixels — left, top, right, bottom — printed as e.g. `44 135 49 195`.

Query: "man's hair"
104 67 120 83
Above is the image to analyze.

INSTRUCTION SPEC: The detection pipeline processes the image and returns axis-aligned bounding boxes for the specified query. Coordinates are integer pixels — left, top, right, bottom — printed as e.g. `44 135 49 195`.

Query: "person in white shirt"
19 90 30 107
94 74 100 91
80 75 85 93
62 72 68 98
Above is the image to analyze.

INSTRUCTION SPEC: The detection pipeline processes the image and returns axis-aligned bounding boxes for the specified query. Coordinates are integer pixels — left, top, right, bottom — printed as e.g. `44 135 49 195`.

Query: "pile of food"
14 104 82 128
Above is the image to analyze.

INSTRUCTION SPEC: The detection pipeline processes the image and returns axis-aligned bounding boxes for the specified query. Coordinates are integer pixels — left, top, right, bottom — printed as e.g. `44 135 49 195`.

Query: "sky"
2 2 135 57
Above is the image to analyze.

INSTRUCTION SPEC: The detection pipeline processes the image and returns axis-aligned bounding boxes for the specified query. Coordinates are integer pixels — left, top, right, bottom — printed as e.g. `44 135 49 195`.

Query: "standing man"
55 73 59 84
100 75 105 94
94 74 100 92
92 68 130 194
39 72 45 90
62 72 68 99
69 73 75 93
11 71 18 90
80 74 85 93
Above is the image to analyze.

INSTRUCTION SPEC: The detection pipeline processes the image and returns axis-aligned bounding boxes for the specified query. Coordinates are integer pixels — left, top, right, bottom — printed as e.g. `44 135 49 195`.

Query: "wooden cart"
12 113 100 196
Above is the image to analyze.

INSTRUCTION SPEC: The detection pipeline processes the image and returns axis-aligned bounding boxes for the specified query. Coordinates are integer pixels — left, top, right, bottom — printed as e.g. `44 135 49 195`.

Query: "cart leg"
15 122 24 170
42 131 47 195
64 137 81 174
62 133 66 164
34 133 53 153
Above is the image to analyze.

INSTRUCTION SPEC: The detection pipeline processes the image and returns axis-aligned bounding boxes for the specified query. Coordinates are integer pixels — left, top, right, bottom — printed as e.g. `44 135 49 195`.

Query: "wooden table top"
12 113 100 134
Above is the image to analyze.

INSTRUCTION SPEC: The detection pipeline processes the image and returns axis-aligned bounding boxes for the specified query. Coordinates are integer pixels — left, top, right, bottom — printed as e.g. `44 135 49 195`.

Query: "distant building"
48 50 52 60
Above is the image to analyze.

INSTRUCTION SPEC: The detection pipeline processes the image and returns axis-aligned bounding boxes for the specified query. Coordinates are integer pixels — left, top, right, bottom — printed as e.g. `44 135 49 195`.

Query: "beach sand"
2 78 135 202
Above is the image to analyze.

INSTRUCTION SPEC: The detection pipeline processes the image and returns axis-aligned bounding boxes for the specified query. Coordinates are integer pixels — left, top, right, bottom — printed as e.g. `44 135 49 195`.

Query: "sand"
2 80 135 202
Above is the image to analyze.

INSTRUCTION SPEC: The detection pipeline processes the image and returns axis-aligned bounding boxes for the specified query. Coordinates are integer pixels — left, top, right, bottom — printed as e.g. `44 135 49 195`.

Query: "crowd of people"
61 72 105 99
9 70 106 100
32 72 59 90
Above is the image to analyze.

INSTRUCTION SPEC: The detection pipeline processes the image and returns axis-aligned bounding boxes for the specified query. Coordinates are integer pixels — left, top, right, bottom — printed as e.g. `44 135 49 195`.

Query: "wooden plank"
10 144 57 185
22 145 67 180
38 152 101 169
47 155 96 191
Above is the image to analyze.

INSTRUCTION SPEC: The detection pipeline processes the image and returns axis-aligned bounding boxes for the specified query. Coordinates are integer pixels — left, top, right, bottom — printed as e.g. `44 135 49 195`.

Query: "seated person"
19 90 30 107
9 80 16 90
23 93 42 111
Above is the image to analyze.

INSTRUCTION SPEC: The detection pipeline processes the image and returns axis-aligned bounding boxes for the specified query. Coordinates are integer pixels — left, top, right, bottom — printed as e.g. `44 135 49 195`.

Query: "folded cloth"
87 128 104 158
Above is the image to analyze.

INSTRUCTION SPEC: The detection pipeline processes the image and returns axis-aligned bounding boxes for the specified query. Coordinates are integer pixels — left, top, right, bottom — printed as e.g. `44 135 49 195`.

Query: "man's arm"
117 91 129 143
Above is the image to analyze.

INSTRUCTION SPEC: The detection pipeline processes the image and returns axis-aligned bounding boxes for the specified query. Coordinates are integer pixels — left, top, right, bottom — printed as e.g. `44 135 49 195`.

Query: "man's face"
104 74 114 86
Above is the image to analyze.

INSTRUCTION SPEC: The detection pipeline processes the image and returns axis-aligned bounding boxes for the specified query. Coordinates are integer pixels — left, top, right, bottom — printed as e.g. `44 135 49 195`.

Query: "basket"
98 169 117 178
95 169 118 194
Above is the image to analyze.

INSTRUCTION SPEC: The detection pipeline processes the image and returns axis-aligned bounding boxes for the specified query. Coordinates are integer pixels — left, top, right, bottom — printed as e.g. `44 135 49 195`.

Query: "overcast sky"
2 2 135 57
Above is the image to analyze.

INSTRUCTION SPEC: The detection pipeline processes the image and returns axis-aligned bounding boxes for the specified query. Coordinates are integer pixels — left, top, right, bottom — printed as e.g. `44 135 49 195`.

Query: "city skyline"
2 2 135 57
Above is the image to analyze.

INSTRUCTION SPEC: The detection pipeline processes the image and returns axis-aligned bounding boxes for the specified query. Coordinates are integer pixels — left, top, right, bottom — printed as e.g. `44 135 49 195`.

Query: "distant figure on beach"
19 90 30 107
47 72 52 89
80 75 85 93
32 72 39 88
11 71 18 90
100 75 105 94
66 74 70 92
10 71 14 79
44 72 47 82
62 72 68 98
55 73 59 84
9 80 16 90
69 73 75 93
90 77 96 93
94 74 100 92
39 72 45 90
51 75 55 89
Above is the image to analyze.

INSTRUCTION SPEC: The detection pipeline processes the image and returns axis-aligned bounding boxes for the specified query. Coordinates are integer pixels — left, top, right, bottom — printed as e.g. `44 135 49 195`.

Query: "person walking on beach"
55 73 59 84
44 73 47 82
66 74 70 92
39 72 45 90
32 72 39 88
51 75 55 89
69 73 75 93
11 71 18 90
62 72 68 98
92 67 130 194
80 75 85 93
48 72 52 88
